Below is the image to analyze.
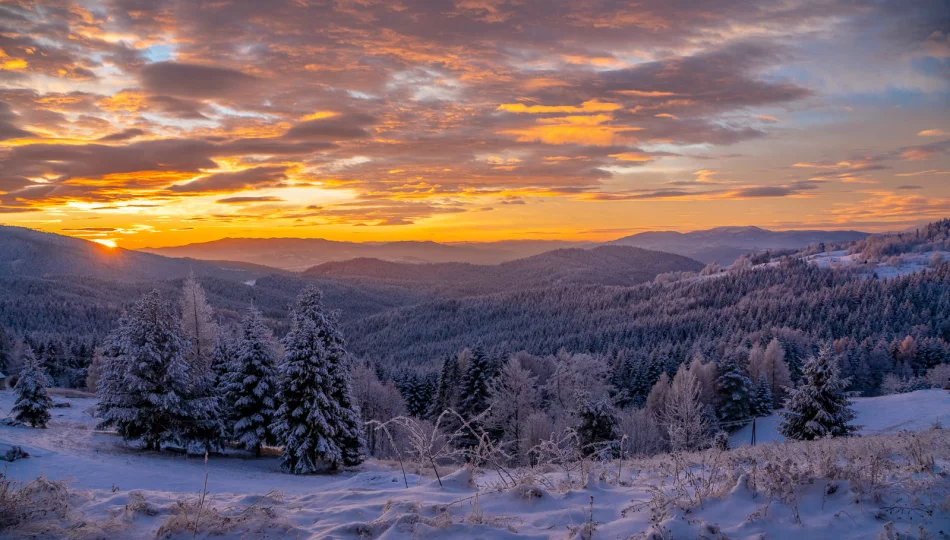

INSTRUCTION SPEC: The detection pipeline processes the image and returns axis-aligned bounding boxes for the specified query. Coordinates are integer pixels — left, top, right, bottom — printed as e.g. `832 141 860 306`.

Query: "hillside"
2 390 948 538
611 226 869 264
305 246 703 294
0 226 285 282
341 258 950 371
142 237 582 270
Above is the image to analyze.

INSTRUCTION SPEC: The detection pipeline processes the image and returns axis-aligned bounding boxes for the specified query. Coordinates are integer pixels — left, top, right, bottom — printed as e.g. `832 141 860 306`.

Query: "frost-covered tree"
575 393 619 451
487 357 540 462
180 271 217 376
779 344 857 441
715 356 752 430
11 347 52 428
428 354 460 419
762 338 793 407
663 363 710 452
689 354 718 407
750 374 774 417
97 290 221 451
224 307 279 457
274 286 364 473
645 371 670 419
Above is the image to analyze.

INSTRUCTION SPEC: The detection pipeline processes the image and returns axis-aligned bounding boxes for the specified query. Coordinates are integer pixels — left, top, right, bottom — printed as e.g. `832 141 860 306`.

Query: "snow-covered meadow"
3 389 950 539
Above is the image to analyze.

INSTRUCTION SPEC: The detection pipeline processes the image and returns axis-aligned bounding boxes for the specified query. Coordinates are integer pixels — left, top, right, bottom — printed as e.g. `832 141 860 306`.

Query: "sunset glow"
0 1 948 248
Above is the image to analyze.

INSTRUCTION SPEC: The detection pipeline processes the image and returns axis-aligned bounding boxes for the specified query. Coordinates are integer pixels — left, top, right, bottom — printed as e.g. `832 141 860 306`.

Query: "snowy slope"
3 391 950 538
731 388 950 447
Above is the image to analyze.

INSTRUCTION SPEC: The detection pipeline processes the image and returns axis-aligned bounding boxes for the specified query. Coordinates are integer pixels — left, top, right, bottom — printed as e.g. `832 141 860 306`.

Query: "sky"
0 1 948 249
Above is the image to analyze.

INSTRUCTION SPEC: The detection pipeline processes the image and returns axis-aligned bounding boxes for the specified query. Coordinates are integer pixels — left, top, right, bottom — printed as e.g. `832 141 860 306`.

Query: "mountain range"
141 238 582 271
141 226 870 269
610 226 869 264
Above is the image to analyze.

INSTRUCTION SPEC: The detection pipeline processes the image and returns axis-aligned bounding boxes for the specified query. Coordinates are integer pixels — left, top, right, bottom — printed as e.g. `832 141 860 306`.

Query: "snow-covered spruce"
427 353 460 419
11 346 52 428
750 373 774 417
274 286 364 473
715 356 752 430
455 347 497 448
222 307 279 457
96 290 222 451
779 344 857 441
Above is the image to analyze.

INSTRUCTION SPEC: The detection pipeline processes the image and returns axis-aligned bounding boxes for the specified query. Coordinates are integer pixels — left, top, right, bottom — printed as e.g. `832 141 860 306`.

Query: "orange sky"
0 1 948 248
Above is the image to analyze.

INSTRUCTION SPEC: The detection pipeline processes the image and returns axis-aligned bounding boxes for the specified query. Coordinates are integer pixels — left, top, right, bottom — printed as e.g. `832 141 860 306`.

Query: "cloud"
97 128 145 142
170 166 288 194
216 196 285 204
497 100 623 114
139 62 260 99
918 129 946 137
282 113 376 141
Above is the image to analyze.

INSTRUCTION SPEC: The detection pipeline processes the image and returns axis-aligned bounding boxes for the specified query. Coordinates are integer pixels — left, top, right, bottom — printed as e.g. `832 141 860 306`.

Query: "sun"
92 238 118 248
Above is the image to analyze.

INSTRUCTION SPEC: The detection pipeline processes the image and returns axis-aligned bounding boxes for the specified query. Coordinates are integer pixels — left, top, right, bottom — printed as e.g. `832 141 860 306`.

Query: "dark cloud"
282 113 377 141
170 166 288 193
139 62 261 99
97 128 145 142
0 102 33 141
146 95 210 119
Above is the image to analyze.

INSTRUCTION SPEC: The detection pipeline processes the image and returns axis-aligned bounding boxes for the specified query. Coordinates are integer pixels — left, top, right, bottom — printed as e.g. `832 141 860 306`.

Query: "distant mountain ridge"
304 245 704 294
140 226 871 269
609 226 870 264
142 237 583 270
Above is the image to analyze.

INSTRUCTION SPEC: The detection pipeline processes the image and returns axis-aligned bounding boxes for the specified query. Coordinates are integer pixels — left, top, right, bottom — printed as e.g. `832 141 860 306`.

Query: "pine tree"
428 354 460 418
225 307 279 457
779 344 857 441
97 290 221 451
0 325 12 373
750 374 773 417
274 286 364 473
715 356 752 430
457 347 497 447
180 271 217 376
11 347 52 428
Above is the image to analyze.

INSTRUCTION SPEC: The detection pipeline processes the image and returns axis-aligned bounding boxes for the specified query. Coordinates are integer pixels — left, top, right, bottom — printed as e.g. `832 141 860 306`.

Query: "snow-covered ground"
730 388 950 448
806 249 950 278
3 390 950 538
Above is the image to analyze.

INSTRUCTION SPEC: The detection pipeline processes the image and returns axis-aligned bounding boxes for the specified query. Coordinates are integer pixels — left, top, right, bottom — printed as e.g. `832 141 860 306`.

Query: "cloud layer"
0 0 948 245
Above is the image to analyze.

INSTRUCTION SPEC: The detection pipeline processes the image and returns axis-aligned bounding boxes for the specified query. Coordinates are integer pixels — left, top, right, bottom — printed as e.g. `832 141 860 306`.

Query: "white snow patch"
731 388 950 447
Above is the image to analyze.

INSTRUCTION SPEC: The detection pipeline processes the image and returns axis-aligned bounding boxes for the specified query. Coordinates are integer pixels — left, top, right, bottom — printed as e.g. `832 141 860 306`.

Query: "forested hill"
343 258 950 381
305 246 703 294
0 226 284 282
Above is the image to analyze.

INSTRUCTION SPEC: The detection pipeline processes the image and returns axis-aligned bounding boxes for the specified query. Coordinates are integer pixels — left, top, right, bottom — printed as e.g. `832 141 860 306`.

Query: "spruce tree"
97 290 221 451
456 347 497 447
715 356 752 430
750 374 774 417
274 286 364 473
779 345 857 441
428 354 460 418
225 307 279 457
11 347 52 428
0 325 12 373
